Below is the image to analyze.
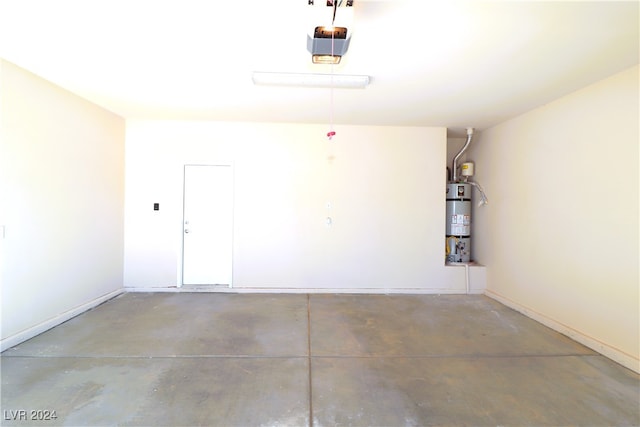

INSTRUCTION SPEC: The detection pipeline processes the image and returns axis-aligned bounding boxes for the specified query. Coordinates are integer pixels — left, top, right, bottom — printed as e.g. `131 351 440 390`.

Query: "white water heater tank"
446 183 471 263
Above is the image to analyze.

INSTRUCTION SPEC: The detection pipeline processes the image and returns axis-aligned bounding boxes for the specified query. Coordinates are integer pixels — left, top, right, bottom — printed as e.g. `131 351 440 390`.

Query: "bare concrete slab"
1 293 638 426
311 355 639 426
4 293 309 357
1 356 309 426
309 294 595 357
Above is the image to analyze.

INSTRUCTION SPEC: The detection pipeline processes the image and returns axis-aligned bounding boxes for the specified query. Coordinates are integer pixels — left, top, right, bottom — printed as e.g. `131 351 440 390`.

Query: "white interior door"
182 165 233 286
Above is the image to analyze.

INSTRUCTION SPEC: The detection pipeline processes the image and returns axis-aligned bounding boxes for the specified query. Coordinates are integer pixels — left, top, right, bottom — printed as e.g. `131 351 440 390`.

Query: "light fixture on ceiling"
252 72 369 89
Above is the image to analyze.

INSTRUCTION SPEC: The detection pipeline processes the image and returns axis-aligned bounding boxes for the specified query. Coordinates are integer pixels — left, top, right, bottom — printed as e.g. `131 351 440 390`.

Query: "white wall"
0 60 125 346
124 121 475 292
468 65 639 371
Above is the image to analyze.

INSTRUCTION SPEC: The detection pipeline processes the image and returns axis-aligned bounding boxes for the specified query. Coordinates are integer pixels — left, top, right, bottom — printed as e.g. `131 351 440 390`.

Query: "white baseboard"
0 288 124 352
485 290 639 374
125 286 481 294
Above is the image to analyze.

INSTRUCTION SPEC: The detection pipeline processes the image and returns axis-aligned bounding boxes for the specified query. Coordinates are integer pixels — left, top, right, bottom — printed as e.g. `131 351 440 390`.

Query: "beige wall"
124 121 472 292
468 65 639 370
0 60 125 345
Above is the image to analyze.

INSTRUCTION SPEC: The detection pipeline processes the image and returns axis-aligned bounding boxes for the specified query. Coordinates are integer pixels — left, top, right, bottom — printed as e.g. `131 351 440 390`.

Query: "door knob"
184 229 190 234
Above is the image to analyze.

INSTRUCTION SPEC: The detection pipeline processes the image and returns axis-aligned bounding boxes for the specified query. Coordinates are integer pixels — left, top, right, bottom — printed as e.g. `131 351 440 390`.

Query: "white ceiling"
1 0 638 136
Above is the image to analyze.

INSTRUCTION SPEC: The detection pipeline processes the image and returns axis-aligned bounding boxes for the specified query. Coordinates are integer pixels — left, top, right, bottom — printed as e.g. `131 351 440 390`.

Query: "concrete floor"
1 293 638 426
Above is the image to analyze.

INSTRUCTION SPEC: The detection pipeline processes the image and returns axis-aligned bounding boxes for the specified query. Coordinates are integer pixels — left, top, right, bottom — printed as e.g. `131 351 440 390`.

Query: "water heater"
446 183 471 263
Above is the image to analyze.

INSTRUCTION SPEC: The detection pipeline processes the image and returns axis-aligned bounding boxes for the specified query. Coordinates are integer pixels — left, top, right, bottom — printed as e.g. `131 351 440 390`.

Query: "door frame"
178 163 234 288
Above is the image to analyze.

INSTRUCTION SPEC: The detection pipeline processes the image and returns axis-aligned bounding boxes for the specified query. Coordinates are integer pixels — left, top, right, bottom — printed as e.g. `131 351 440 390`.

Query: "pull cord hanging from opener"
326 0 339 141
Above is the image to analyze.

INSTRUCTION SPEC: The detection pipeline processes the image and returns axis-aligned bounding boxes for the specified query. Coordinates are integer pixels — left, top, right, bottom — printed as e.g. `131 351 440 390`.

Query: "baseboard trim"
0 288 124 352
485 290 639 373
125 286 484 294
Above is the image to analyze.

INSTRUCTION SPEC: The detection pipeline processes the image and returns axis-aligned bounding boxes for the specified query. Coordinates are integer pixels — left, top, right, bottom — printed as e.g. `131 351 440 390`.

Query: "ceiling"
1 0 638 137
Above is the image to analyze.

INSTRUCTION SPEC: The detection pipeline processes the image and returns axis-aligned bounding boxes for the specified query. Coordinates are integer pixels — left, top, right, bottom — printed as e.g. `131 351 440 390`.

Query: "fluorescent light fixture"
252 72 370 89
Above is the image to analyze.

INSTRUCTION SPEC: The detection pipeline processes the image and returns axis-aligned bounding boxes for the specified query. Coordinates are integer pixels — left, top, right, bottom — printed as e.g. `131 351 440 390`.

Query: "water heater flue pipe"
452 127 474 182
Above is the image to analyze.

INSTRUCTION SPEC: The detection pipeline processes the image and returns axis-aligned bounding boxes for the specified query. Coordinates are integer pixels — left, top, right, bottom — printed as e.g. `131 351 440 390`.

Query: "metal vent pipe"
452 127 474 182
